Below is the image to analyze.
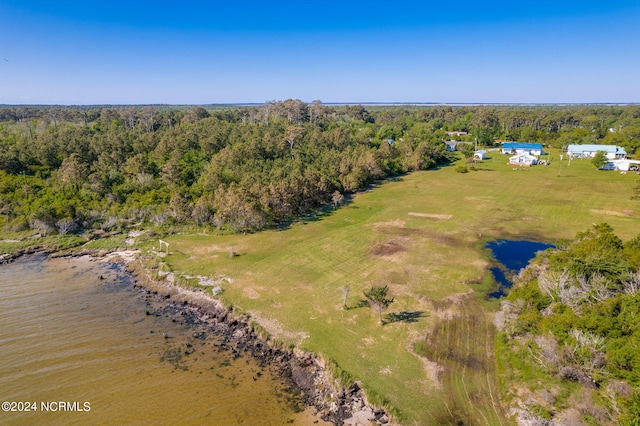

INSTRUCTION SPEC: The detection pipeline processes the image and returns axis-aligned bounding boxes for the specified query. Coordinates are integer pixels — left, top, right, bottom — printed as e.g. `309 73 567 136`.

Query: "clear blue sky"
1 1 639 105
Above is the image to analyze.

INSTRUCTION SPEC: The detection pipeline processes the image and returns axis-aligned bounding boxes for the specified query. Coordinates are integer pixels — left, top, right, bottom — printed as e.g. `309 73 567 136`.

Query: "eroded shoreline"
2 248 390 425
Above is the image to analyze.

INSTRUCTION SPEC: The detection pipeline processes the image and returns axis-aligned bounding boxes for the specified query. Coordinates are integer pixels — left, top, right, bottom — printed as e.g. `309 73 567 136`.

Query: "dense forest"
0 101 639 236
496 224 640 425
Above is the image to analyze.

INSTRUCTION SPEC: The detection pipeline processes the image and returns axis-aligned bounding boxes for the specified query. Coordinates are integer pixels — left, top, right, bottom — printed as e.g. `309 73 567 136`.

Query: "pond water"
486 240 554 298
0 256 326 425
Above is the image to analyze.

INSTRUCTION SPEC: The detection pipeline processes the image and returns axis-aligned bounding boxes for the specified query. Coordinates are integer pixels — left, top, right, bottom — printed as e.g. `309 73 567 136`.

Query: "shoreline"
2 247 391 425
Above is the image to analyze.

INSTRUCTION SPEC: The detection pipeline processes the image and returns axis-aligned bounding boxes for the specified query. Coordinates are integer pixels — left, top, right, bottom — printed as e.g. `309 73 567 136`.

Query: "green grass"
146 150 639 424
4 149 639 424
0 232 86 254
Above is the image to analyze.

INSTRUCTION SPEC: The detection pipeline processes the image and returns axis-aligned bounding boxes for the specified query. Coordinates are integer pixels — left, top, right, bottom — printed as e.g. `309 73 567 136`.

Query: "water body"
0 256 326 425
486 240 554 298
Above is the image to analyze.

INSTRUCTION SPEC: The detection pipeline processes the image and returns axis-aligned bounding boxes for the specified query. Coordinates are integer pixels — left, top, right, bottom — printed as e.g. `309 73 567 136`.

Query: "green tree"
364 285 394 325
592 151 608 169
57 153 88 191
459 143 475 162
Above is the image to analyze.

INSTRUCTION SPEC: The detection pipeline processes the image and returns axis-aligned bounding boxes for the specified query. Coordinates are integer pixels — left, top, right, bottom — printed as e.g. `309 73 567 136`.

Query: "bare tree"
140 106 156 133
56 220 78 235
331 191 345 209
623 270 640 295
494 299 525 337
537 269 571 302
122 107 137 129
310 100 322 124
533 334 561 372
284 125 305 157
341 285 350 308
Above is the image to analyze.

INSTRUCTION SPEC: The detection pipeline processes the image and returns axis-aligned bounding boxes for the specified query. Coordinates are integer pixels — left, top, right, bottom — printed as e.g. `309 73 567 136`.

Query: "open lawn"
145 150 639 424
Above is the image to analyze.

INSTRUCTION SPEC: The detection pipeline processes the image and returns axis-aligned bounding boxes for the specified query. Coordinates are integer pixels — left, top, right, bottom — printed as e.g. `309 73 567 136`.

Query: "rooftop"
567 144 626 154
502 142 543 149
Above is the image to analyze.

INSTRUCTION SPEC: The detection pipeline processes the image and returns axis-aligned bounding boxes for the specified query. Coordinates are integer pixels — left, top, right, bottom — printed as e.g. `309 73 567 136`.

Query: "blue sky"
1 1 639 104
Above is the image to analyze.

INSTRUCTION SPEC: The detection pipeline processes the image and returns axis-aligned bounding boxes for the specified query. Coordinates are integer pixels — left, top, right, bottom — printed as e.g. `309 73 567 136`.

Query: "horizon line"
1 101 639 108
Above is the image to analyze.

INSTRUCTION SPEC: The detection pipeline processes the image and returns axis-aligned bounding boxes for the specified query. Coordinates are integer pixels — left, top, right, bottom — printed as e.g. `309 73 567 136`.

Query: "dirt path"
419 293 509 425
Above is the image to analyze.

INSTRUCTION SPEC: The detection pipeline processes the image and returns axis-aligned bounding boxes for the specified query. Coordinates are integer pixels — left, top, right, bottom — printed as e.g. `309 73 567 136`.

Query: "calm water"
486 240 554 298
0 256 325 425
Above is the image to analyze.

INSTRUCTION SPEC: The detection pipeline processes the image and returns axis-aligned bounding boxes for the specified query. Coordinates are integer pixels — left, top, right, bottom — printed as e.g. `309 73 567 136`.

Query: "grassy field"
135 150 639 424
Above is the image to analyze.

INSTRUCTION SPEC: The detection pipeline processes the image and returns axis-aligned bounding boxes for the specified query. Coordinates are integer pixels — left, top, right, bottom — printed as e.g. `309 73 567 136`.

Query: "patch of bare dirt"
100 249 141 264
370 237 409 256
420 354 444 389
430 233 459 247
361 336 376 346
408 212 452 220
251 314 309 345
191 244 245 255
370 219 406 228
428 290 478 320
591 208 635 217
379 366 393 376
243 287 261 299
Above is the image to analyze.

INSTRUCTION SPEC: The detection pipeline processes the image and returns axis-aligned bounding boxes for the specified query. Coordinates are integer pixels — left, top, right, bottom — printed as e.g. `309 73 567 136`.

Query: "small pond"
486 240 555 298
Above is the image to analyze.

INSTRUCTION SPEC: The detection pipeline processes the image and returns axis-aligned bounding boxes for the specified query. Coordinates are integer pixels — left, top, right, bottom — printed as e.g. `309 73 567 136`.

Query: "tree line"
0 102 639 236
0 101 450 235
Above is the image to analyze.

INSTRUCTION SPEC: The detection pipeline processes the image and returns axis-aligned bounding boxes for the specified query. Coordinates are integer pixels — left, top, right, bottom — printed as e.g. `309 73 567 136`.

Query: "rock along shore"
2 246 390 425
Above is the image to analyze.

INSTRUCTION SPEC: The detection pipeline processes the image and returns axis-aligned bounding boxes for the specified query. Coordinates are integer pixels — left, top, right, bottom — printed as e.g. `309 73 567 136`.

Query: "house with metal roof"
567 144 627 160
501 142 544 156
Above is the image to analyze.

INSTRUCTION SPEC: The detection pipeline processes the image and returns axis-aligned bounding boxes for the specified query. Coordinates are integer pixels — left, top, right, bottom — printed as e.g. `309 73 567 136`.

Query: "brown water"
0 256 326 425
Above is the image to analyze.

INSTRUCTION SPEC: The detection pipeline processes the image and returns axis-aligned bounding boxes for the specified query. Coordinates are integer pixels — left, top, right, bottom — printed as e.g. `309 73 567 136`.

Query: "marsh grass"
0 233 85 254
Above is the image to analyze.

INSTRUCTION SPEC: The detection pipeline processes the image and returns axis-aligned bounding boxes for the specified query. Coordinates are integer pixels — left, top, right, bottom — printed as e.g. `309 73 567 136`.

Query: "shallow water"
0 256 325 425
486 240 554 298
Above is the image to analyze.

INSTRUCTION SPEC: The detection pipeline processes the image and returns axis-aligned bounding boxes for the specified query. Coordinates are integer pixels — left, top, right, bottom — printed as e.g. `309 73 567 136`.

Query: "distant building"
602 159 640 171
509 153 538 167
474 150 487 160
501 142 544 156
446 131 468 137
567 144 627 160
445 141 473 152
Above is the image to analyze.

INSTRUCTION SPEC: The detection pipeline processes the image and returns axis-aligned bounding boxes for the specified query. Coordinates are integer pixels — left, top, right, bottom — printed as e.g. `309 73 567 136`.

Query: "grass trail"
417 294 508 425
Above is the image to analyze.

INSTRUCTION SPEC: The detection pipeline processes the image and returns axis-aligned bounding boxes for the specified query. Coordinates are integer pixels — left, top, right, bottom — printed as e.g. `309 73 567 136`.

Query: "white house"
602 159 640 171
474 150 487 160
567 144 627 160
509 153 538 166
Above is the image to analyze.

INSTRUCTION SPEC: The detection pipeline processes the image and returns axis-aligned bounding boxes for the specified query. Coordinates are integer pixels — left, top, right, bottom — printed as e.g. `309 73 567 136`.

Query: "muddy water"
0 256 326 425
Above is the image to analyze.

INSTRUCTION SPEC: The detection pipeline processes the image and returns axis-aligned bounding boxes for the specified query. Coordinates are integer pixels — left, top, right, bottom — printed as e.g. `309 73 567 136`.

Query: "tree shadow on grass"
385 311 426 324
345 300 370 310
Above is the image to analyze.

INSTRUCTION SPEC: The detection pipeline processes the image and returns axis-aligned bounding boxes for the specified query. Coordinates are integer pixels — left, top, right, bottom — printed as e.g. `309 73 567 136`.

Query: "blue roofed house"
567 144 627 160
501 142 544 156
